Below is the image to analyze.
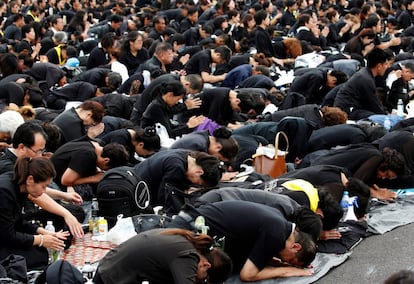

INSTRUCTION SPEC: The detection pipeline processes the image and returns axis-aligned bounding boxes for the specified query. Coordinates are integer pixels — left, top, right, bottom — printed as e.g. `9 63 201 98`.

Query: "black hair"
12 121 48 149
297 14 312 27
330 69 348 85
293 231 317 267
107 72 122 90
160 80 186 96
109 14 123 23
190 151 223 187
66 45 78 58
101 32 116 50
167 33 186 46
381 147 409 175
212 127 239 162
213 46 231 63
41 122 62 153
317 187 343 230
184 74 203 93
237 91 266 115
133 126 161 152
21 23 33 38
254 10 268 25
293 206 323 241
346 177 370 218
206 247 233 283
102 143 129 168
364 14 380 28
14 157 56 186
367 48 391 69
201 23 213 35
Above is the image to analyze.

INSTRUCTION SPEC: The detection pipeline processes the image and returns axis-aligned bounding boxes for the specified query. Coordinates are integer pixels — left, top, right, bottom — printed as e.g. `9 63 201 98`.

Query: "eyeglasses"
26 146 46 155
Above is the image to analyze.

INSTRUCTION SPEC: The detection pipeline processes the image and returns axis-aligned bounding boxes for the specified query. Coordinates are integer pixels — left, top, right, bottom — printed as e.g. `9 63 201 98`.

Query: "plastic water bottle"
384 116 391 131
90 198 99 235
340 191 349 222
344 196 358 221
397 99 404 117
45 221 60 263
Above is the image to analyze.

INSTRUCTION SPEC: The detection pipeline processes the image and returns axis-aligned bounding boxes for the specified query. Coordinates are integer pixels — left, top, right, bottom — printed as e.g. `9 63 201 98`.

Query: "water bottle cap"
47 221 53 225
344 191 349 195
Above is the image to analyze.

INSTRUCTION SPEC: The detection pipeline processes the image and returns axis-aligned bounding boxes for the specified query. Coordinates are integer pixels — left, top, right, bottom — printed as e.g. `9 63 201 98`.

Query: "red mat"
62 233 116 267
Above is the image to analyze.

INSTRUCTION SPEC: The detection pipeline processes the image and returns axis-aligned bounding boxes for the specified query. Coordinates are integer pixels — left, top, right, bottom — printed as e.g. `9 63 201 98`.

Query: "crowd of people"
1 0 414 282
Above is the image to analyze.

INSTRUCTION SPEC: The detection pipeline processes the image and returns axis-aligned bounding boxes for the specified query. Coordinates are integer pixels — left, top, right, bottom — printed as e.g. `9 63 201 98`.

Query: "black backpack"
96 166 151 227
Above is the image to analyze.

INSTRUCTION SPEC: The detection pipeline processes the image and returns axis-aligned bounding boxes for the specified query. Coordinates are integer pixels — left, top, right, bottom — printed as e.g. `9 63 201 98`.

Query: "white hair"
0 110 25 137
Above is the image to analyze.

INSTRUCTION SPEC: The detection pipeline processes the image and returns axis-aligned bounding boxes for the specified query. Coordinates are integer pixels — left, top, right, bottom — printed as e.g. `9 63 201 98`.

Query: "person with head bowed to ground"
169 200 317 281
133 149 223 215
93 228 233 284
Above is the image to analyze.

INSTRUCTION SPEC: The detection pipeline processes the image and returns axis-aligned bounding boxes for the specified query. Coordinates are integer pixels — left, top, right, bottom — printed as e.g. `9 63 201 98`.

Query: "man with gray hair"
0 110 24 148
40 30 68 55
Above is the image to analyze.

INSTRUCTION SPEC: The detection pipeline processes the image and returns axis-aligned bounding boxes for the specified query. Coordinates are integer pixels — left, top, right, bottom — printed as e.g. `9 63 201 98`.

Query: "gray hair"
53 31 68 44
0 110 25 137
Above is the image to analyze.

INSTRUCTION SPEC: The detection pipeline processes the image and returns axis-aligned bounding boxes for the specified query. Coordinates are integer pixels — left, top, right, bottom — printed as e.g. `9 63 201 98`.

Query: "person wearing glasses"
0 121 85 242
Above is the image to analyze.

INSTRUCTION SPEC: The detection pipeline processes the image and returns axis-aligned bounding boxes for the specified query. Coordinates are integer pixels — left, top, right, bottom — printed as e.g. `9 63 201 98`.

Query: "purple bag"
195 118 220 135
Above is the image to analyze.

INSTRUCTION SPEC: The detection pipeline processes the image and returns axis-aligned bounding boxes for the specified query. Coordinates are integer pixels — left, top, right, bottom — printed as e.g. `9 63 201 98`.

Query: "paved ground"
317 222 414 283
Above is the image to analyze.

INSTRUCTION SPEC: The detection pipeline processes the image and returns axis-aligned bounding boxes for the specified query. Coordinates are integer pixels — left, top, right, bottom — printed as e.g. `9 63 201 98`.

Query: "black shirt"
96 229 200 284
119 48 150 76
133 149 190 206
184 49 211 75
52 107 86 144
51 141 98 188
174 201 293 272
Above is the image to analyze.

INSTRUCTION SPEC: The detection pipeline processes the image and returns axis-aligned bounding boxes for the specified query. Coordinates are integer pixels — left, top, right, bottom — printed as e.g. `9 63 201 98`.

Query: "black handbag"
131 214 173 234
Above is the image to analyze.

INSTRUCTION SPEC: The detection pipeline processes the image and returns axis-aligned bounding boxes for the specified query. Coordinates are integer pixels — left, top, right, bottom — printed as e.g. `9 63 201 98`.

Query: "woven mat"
62 233 116 267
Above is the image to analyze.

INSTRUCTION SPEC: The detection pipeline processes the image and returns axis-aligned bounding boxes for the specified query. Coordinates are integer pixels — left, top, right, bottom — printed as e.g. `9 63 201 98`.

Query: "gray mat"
224 252 352 284
367 195 414 235
224 195 414 283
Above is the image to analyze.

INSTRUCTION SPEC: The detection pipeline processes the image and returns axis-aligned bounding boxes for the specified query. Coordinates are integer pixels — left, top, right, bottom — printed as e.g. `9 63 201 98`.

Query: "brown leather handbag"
253 131 289 179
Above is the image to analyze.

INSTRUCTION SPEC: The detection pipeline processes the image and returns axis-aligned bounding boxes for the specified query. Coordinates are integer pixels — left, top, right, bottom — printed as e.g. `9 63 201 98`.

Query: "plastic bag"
105 215 136 245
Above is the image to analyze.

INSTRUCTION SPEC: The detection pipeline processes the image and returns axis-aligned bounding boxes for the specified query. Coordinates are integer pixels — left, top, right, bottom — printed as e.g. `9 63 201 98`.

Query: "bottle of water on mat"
340 191 349 222
344 196 358 221
45 221 60 263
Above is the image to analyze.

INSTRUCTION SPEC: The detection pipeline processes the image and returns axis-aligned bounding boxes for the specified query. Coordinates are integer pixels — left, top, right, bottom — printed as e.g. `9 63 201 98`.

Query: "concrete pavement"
317 223 414 283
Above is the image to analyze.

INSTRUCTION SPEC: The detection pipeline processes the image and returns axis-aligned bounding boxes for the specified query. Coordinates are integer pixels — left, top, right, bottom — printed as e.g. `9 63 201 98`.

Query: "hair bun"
144 126 156 137
213 126 231 139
